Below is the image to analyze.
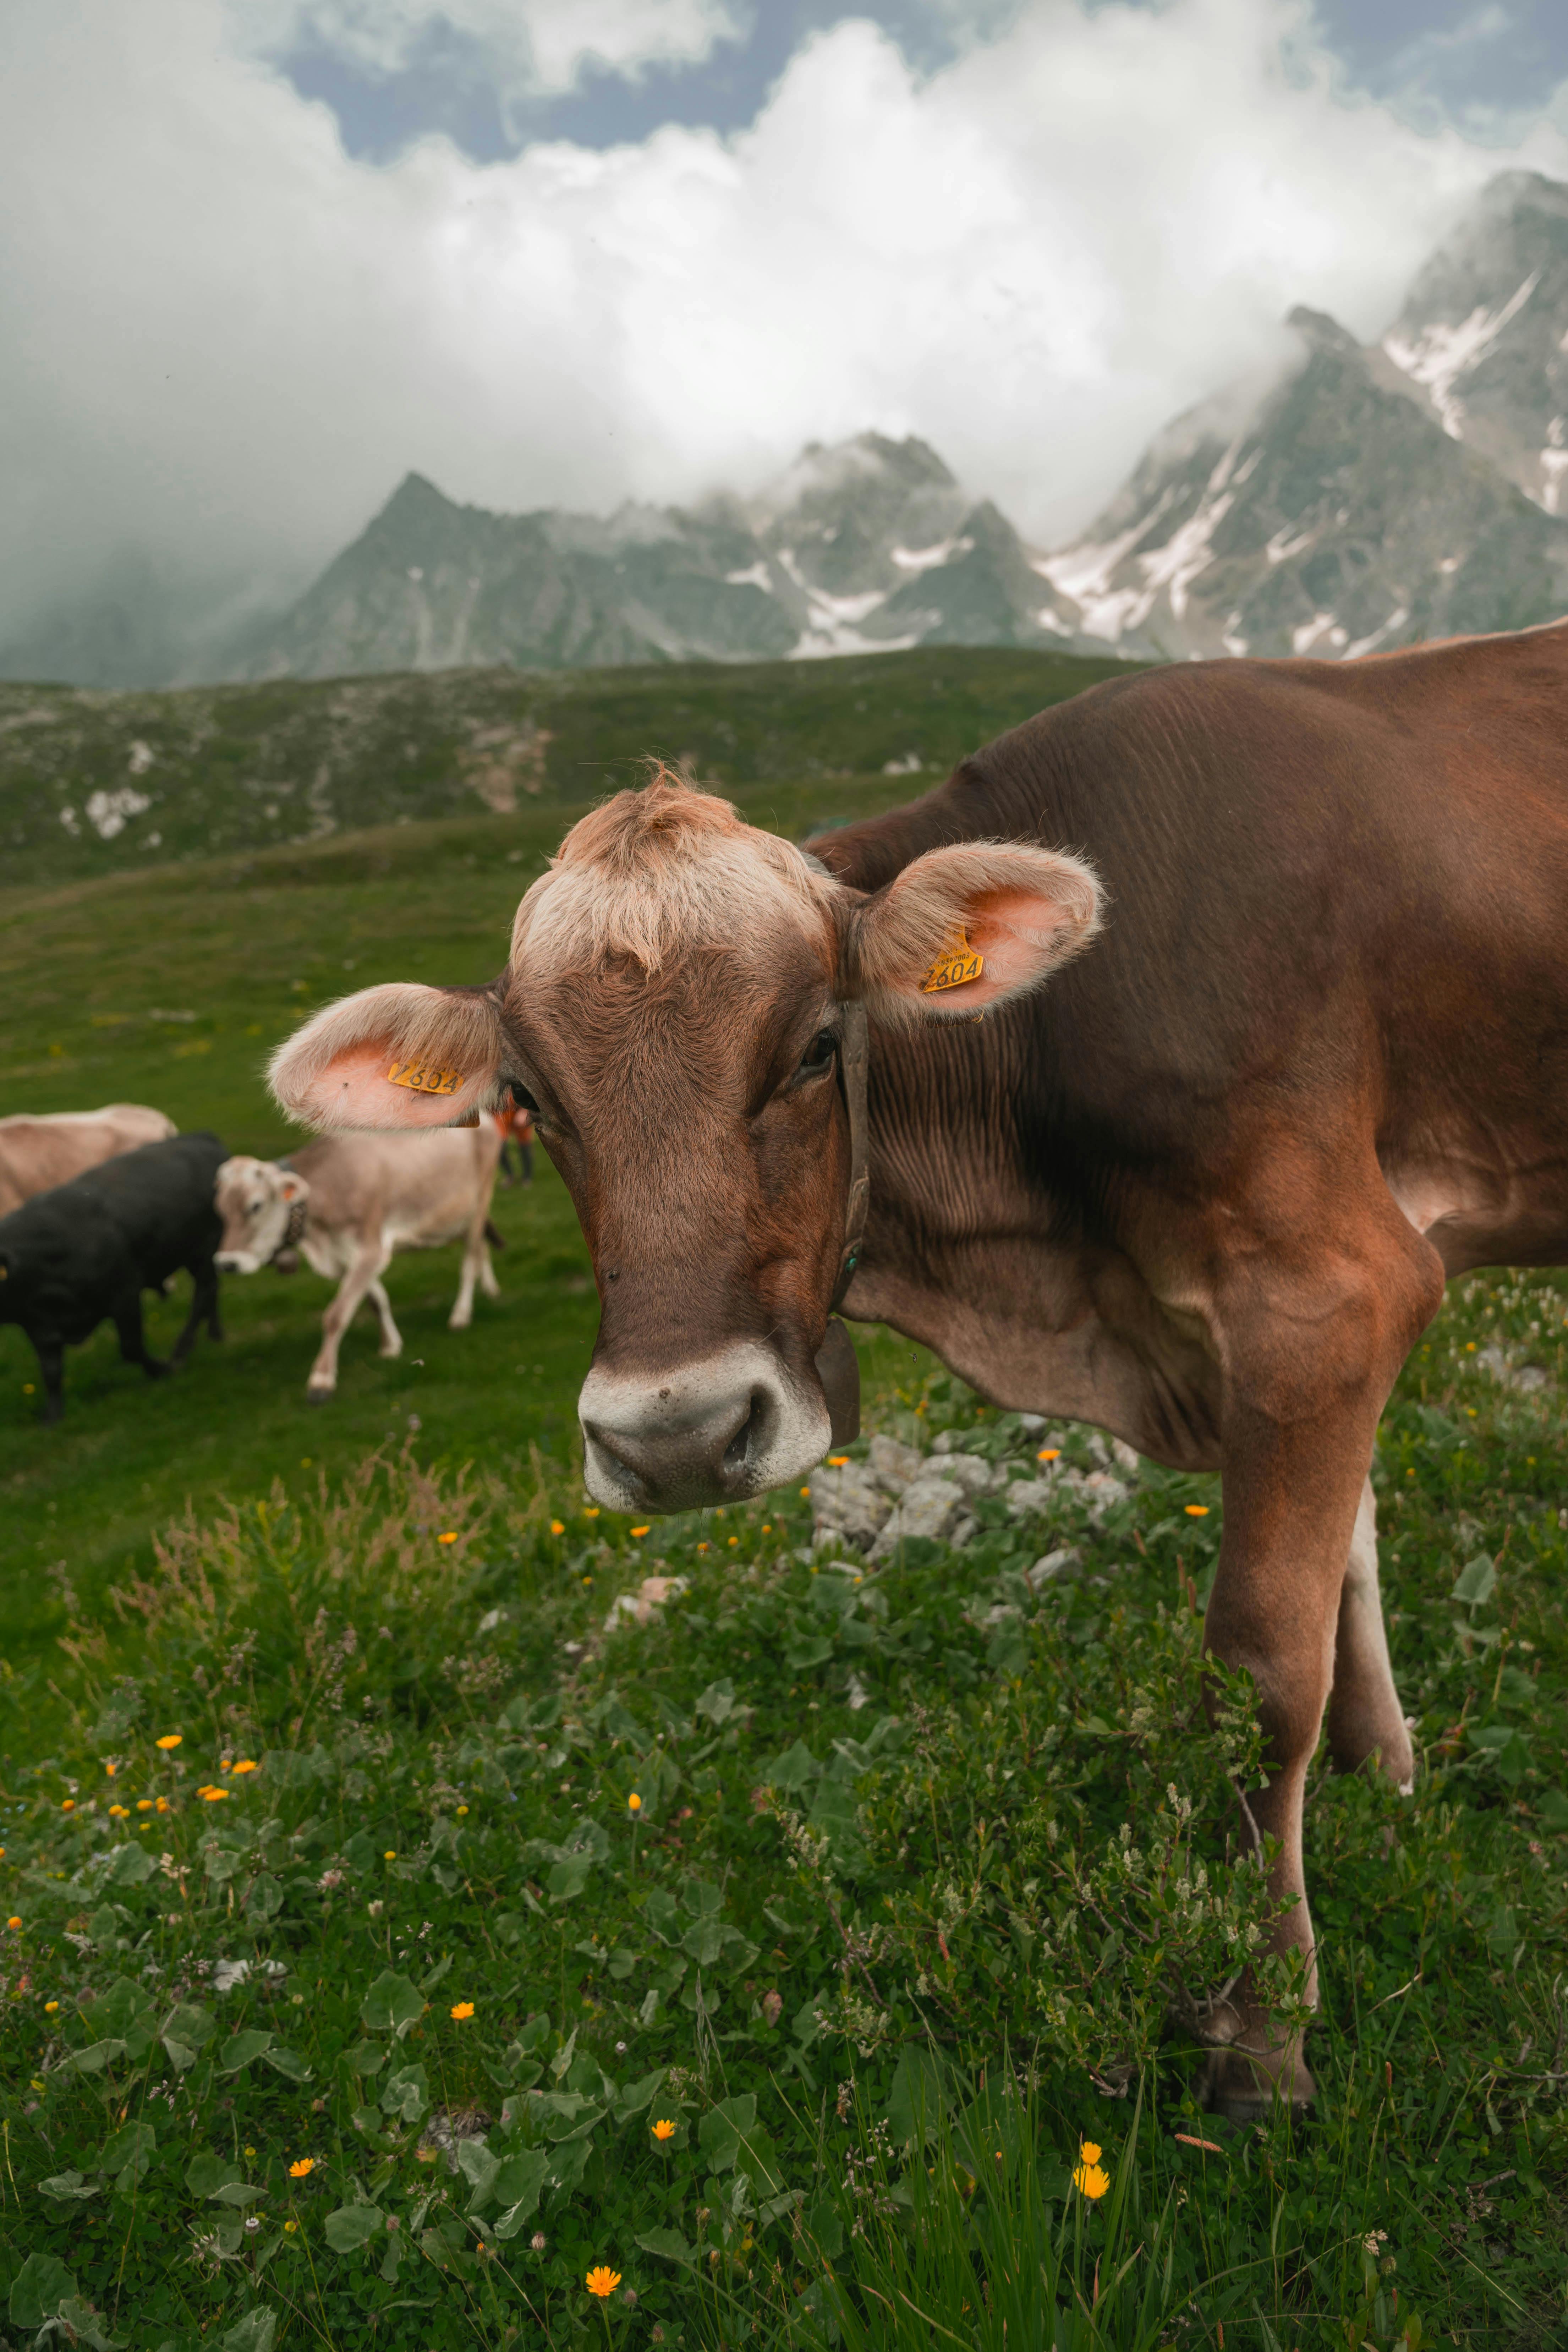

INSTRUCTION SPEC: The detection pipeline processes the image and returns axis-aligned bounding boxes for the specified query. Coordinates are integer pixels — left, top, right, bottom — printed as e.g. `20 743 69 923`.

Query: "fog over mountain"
13 169 1568 685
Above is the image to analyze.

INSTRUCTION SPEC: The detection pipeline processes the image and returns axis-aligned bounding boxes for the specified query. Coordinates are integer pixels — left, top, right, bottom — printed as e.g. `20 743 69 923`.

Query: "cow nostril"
721 1389 771 1479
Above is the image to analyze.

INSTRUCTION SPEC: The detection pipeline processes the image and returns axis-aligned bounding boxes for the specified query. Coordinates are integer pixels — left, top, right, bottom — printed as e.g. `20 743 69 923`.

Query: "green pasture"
0 774 923 1699
1 741 1567 2345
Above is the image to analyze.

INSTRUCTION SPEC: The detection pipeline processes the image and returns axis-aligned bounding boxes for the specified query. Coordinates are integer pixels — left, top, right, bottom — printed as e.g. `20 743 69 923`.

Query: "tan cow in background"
214 1124 504 1400
0 1104 177 1217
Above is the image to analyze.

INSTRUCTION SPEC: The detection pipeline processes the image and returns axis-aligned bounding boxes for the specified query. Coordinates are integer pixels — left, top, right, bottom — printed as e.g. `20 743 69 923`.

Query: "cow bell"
813 1315 861 1447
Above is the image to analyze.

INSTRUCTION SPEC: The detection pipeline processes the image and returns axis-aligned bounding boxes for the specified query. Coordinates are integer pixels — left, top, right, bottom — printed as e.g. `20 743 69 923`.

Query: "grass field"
0 772 931 1712
3 738 1568 2347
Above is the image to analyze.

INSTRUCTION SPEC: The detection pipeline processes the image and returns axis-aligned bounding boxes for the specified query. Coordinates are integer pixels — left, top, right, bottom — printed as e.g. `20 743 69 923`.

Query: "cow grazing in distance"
0 1104 177 1218
213 1123 504 1401
269 623 1568 2118
0 1132 228 1421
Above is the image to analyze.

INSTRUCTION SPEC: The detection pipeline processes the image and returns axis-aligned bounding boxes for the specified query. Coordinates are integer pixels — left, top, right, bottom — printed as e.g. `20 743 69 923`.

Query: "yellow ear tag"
387 1060 464 1097
920 928 984 994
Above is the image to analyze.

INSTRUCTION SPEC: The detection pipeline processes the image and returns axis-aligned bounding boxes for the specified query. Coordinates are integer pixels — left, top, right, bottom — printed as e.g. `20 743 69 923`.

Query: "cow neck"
830 1000 870 1309
272 1159 309 1261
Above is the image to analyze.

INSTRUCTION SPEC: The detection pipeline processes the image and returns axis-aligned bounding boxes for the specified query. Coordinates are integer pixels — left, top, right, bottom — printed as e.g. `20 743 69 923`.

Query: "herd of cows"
0 1100 530 1421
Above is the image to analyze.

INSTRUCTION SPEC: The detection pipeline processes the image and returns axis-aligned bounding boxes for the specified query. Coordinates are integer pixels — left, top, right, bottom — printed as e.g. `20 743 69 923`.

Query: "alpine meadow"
1 651 1567 2349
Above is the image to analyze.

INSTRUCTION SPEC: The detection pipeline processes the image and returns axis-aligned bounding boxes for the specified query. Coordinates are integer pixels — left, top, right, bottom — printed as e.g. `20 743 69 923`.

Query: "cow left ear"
841 841 1103 1024
269 982 504 1131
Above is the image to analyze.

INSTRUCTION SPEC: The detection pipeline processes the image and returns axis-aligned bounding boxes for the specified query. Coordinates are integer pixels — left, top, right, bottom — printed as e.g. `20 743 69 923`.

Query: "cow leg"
1196 1202 1442 2120
1325 1477 1414 1788
306 1241 391 1402
32 1336 66 1424
449 1212 497 1327
171 1260 222 1363
114 1293 170 1380
367 1278 402 1360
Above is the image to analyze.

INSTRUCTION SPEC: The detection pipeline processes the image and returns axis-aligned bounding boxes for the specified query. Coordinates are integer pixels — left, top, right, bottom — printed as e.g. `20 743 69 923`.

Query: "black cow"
0 1131 229 1421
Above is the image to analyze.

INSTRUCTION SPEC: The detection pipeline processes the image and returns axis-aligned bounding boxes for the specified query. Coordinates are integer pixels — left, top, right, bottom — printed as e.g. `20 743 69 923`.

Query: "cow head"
214 1156 310 1274
269 778 1101 1511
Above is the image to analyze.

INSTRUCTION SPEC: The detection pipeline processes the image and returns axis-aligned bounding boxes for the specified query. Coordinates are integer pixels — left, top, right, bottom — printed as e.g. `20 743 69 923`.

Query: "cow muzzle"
579 1342 833 1514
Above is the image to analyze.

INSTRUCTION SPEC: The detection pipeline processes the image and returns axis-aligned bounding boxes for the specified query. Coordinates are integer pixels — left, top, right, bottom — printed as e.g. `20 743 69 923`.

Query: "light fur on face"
512 773 837 979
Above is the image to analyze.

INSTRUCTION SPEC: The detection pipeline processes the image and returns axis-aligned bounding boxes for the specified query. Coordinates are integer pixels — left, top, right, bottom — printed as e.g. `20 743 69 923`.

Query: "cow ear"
278 1172 308 1201
842 841 1103 1024
269 982 504 1131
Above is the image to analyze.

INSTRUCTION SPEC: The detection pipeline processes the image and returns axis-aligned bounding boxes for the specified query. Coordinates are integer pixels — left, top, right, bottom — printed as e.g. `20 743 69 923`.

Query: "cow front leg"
448 1215 493 1328
114 1293 170 1380
306 1243 391 1402
367 1279 402 1360
171 1259 223 1363
31 1335 66 1423
1325 1477 1414 1788
1197 1217 1442 2119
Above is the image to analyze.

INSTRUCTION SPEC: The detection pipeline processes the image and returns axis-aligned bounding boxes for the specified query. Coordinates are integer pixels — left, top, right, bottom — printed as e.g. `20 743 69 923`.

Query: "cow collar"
830 1000 870 1309
272 1159 309 1262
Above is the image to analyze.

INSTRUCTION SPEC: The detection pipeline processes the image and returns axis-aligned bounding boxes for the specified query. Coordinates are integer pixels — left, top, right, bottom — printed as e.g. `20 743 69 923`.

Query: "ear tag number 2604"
920 928 984 994
387 1060 464 1096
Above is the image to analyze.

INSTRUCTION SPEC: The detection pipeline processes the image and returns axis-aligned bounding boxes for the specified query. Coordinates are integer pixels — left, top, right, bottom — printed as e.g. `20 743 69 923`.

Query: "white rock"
923 1453 997 1496
931 1429 959 1453
809 1462 892 1548
1477 1344 1550 1394
1026 1548 1082 1588
870 1480 969 1559
603 1574 689 1633
1018 1413 1047 1435
1006 1480 1058 1517
867 1433 925 1494
1111 1438 1140 1473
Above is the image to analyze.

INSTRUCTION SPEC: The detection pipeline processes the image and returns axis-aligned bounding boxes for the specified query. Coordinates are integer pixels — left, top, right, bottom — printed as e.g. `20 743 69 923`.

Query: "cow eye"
508 1083 541 1115
796 1030 837 1080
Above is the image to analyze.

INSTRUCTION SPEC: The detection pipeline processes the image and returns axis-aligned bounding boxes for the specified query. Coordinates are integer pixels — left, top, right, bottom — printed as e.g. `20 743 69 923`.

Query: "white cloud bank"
4 0 1568 639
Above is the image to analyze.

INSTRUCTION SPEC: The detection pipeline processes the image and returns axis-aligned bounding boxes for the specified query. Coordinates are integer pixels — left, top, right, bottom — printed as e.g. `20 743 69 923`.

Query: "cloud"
232 0 745 97
4 0 1568 647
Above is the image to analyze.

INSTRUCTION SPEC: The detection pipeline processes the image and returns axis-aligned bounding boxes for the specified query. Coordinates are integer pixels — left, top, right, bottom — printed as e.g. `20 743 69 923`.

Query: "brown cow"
213 1125 503 1400
0 1104 176 1217
268 621 1568 2117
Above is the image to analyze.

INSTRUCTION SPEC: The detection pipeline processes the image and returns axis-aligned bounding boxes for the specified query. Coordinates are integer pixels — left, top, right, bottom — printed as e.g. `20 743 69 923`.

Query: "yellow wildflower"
198 1787 229 1803
1184 1504 1210 1518
384 1850 396 1860
630 1525 650 1538
550 1520 565 1535
6 1918 20 1931
60 1800 74 1813
450 2001 475 2021
438 1531 458 1544
155 1735 182 1750
1073 2141 1109 2200
289 2157 314 2178
585 1507 600 1518
652 2118 676 2141
586 2267 621 2297
1037 1447 1060 1462
44 2000 59 2013
108 1805 128 1820
728 1536 739 1547
155 1797 170 1813
136 1799 153 1811
231 1759 258 1775
456 1804 468 1816
826 1454 850 1467
627 1792 642 1812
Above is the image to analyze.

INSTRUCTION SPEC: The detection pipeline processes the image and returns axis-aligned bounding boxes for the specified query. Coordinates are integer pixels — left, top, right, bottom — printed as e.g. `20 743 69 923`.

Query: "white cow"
214 1124 504 1400
0 1104 177 1218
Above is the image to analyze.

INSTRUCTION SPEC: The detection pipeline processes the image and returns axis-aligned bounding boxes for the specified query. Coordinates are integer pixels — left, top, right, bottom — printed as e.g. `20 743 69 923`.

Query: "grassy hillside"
0 645 1136 888
0 774 933 1711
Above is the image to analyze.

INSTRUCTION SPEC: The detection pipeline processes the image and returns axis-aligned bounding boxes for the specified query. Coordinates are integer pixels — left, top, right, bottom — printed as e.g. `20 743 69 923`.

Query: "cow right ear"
278 1171 308 1201
269 982 504 1131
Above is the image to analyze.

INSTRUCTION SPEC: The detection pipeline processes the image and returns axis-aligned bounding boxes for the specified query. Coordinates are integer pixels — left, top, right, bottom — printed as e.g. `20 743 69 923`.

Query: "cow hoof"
1199 2041 1315 2121
305 1386 334 1407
